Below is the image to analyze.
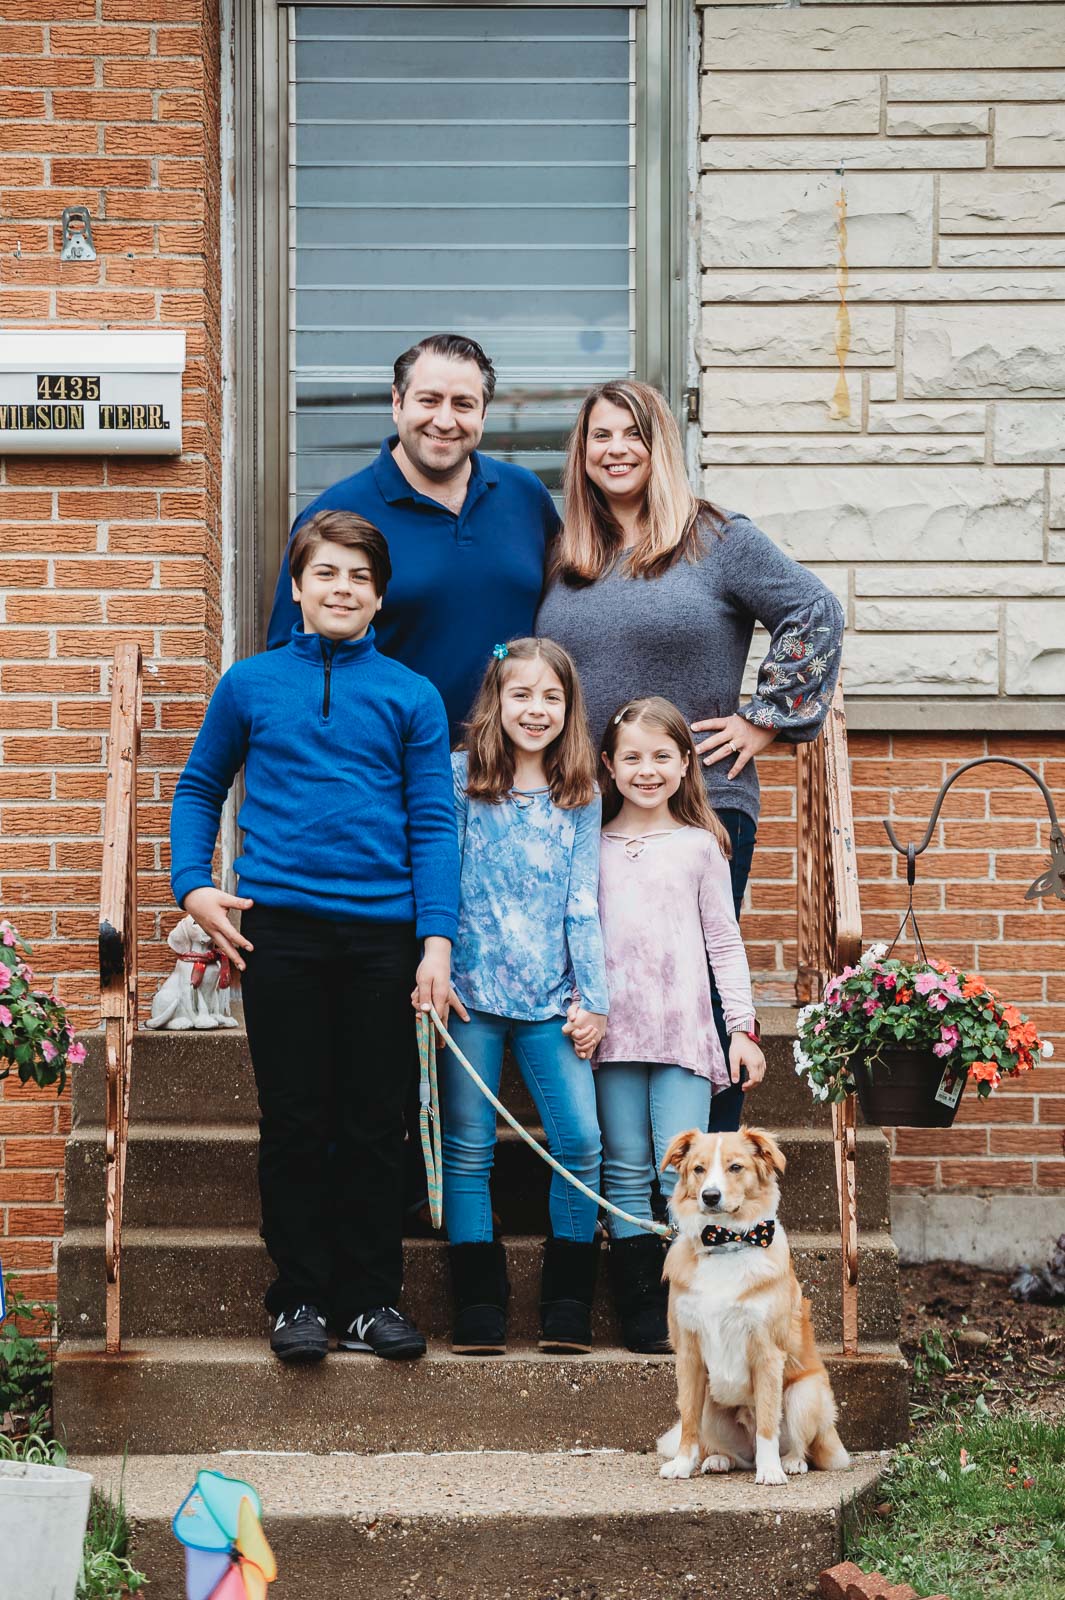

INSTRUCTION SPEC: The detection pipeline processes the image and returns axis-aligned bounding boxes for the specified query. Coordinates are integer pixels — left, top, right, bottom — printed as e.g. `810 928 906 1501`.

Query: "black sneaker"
337 1305 426 1360
270 1303 328 1364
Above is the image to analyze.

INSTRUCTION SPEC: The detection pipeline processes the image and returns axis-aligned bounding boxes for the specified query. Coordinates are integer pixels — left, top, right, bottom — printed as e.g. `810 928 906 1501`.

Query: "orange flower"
930 958 954 976
969 1061 1001 1087
896 987 913 1004
962 975 986 999
1002 1005 1022 1027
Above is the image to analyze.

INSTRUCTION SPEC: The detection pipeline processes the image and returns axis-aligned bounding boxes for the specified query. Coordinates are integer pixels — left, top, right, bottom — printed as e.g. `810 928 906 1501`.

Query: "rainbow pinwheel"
172 1469 277 1600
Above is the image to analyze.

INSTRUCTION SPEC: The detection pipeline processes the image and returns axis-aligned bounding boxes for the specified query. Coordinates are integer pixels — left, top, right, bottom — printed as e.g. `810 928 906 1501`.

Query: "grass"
846 1406 1065 1600
78 1482 149 1599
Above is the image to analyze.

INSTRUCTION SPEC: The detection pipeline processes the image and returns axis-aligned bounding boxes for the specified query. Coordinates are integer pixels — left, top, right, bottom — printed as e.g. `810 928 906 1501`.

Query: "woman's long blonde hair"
552 379 723 585
599 696 731 855
463 637 597 808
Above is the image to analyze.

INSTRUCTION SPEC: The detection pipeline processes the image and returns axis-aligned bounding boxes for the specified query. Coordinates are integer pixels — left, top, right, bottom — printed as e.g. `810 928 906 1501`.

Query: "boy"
170 509 459 1363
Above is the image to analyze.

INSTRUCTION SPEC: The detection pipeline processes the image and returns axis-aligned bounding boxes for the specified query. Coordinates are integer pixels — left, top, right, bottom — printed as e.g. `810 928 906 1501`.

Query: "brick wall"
747 734 1065 1203
0 1 222 1311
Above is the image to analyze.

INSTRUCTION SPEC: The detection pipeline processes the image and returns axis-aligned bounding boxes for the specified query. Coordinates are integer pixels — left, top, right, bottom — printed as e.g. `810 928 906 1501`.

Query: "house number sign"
0 330 184 455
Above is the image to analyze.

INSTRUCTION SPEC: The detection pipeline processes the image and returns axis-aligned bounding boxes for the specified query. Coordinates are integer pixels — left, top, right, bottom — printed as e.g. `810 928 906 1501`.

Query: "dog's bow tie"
700 1219 776 1251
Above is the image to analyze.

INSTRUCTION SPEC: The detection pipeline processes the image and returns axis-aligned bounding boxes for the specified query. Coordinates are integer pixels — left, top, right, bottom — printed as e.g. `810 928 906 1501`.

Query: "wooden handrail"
795 677 862 1356
98 642 142 1356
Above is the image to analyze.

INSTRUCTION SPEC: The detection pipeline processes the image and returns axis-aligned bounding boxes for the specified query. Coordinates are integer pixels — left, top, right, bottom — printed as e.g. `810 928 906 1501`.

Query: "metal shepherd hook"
882 756 1065 905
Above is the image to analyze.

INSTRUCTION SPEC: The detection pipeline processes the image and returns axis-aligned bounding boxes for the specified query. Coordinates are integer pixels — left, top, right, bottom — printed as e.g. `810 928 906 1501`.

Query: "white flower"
796 1002 824 1028
1042 1039 1055 1059
860 943 888 968
814 1083 831 1101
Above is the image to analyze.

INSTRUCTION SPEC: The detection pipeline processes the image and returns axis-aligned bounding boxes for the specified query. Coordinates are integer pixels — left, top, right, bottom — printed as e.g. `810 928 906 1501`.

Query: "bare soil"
900 1261 1065 1420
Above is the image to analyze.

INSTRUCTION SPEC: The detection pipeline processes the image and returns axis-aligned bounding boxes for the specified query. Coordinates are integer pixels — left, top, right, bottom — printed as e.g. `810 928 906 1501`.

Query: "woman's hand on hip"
691 713 777 780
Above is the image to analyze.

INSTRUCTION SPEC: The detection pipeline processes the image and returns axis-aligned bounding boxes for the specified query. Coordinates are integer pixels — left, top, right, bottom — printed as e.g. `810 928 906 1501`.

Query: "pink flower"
1 924 15 947
914 972 940 995
0 1005 10 1027
40 1039 57 1063
0 965 11 994
939 1024 960 1050
877 973 897 990
16 962 32 982
839 965 858 981
824 978 841 1003
863 997 881 1015
933 1040 954 1057
68 1040 86 1065
814 1020 826 1034
840 998 855 1013
927 991 949 1012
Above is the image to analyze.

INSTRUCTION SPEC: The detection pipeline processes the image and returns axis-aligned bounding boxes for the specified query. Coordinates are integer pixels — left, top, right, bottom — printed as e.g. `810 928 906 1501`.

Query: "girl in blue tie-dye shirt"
442 636 607 1359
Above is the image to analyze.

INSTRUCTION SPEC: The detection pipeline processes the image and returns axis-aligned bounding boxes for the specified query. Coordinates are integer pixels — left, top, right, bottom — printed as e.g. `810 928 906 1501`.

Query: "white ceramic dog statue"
145 914 240 1031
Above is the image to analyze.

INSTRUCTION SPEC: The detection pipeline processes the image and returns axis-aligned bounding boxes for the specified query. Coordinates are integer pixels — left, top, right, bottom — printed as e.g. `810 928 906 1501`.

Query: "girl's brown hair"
463 637 597 809
599 695 731 855
552 379 724 586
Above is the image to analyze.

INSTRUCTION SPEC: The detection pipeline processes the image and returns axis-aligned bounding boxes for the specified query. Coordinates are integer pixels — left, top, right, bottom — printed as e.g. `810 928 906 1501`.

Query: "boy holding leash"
169 509 459 1364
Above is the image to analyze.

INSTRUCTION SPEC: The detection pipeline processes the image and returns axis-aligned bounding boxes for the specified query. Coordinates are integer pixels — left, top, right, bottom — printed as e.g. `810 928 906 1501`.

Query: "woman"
536 378 844 1133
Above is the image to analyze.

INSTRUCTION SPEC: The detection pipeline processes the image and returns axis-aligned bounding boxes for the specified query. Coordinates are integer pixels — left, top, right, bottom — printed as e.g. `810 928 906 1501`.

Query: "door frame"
233 0 691 653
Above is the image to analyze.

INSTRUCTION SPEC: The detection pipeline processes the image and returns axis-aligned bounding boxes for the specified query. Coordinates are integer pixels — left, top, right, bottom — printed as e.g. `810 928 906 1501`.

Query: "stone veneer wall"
698 2 1065 1240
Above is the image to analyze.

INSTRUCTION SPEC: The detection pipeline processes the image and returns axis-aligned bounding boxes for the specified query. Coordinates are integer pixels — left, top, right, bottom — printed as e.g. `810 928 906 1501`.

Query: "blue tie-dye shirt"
450 752 609 1022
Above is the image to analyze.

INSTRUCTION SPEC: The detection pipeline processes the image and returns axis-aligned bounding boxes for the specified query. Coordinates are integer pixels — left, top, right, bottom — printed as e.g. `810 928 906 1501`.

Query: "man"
268 333 560 738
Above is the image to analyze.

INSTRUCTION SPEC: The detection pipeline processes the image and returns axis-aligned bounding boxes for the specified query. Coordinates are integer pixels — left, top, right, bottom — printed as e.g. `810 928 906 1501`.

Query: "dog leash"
417 1005 674 1240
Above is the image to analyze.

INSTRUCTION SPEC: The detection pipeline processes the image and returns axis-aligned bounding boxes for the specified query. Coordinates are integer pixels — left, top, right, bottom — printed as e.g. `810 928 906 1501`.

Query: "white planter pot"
0 1459 92 1600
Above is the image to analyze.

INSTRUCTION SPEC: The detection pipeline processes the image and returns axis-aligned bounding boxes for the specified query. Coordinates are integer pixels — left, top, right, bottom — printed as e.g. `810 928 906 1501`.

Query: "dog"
656 1127 850 1486
145 914 240 1031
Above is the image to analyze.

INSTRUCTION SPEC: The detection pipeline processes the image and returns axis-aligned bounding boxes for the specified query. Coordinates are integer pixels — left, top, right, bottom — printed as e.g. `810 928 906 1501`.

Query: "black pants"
240 906 419 1326
708 807 758 1133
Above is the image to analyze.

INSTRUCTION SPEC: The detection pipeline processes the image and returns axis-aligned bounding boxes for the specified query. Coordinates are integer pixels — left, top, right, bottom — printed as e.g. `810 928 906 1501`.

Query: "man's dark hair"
289 509 392 596
393 333 496 407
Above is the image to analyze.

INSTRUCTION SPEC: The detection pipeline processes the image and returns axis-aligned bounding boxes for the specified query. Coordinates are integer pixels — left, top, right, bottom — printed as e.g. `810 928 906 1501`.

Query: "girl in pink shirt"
595 696 767 1352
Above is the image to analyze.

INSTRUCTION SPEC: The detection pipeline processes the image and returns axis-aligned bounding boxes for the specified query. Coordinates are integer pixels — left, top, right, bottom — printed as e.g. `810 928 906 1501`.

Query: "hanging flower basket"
852 1046 968 1128
793 946 1052 1128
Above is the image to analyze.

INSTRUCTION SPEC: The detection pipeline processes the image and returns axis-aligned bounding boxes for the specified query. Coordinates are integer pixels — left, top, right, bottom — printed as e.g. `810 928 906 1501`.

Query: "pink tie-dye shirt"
595 826 755 1088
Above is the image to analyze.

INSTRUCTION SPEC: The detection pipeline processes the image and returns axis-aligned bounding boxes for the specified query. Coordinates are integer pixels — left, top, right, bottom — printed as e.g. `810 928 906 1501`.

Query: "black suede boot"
607 1234 671 1354
539 1236 600 1354
448 1240 509 1354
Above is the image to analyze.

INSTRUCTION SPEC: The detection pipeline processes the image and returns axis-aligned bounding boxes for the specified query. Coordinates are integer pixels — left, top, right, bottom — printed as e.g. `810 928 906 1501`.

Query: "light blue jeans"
595 1062 712 1239
440 1009 602 1244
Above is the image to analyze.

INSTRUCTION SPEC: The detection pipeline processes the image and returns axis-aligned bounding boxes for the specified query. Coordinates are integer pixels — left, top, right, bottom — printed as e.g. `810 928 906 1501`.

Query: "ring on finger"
728 739 739 753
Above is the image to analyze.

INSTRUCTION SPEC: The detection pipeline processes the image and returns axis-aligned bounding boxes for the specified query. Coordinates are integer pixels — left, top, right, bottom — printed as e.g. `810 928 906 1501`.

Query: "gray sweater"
535 512 845 825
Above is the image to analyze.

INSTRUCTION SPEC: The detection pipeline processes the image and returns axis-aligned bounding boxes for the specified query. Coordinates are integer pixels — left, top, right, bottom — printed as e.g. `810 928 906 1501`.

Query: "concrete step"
57 1229 900 1345
75 1007 831 1130
73 1447 886 1600
55 1338 906 1457
64 1120 891 1235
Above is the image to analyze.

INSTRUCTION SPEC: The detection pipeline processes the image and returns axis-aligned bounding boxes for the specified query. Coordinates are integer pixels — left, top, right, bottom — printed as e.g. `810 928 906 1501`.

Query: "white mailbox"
0 329 184 455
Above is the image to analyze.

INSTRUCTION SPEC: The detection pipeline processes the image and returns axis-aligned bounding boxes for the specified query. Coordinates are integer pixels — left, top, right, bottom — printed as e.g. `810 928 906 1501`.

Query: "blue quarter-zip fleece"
170 626 459 938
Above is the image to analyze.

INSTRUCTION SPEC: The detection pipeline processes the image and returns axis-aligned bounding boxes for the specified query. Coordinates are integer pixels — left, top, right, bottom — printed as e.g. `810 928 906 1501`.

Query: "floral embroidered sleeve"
722 516 845 743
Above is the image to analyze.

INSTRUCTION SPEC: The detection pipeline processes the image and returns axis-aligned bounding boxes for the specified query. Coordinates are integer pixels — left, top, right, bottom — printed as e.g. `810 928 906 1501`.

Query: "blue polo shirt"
267 437 559 738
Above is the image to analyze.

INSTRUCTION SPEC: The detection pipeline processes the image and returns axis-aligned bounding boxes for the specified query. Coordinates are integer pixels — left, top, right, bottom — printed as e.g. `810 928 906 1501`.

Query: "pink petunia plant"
793 944 1052 1105
0 919 85 1093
